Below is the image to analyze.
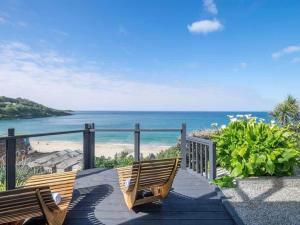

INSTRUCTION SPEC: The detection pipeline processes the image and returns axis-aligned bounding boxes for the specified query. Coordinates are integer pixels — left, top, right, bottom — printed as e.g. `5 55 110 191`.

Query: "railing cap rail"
94 128 135 132
186 136 215 145
0 129 85 140
0 127 184 140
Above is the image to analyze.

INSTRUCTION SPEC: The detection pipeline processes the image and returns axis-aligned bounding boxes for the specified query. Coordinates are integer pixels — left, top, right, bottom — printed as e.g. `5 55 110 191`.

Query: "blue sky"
0 0 299 111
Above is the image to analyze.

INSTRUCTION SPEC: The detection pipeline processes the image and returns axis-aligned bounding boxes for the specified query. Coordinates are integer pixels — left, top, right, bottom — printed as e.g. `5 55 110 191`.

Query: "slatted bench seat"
0 171 76 225
117 158 181 209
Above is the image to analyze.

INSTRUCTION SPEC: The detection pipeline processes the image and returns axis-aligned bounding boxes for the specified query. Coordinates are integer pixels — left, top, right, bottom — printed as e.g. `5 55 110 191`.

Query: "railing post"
209 142 217 180
83 123 93 170
200 144 203 175
180 123 186 169
90 123 95 168
134 123 140 161
205 145 208 179
6 128 16 190
196 143 200 173
189 142 192 169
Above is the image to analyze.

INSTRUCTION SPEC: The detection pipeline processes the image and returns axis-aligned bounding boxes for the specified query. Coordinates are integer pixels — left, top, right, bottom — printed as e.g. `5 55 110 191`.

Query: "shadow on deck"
64 168 235 225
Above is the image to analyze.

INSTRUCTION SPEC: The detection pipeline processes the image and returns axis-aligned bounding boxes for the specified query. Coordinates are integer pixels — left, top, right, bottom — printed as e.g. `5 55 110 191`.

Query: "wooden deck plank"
64 168 235 225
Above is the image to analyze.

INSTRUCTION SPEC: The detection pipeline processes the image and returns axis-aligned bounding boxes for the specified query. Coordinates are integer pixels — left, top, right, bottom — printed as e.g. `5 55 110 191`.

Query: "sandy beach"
30 140 172 158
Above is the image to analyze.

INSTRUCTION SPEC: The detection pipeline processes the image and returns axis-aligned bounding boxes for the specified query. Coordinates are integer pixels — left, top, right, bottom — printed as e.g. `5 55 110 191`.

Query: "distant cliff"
0 96 72 119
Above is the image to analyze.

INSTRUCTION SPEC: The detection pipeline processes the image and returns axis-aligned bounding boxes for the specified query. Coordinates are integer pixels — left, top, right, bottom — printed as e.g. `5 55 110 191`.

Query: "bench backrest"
118 158 181 191
0 186 57 224
25 171 76 209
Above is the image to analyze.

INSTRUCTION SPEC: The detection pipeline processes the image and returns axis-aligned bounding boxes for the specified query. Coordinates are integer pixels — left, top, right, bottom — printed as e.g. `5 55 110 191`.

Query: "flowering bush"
213 116 300 177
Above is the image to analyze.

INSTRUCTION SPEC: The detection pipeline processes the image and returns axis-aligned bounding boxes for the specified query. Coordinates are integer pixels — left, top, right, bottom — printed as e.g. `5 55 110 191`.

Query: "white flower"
283 132 290 138
227 115 234 119
230 118 237 122
221 124 226 129
271 120 276 124
245 114 252 119
211 123 218 127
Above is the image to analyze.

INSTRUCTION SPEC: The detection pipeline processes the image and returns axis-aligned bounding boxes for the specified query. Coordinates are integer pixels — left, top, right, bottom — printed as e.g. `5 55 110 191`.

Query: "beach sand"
30 140 172 158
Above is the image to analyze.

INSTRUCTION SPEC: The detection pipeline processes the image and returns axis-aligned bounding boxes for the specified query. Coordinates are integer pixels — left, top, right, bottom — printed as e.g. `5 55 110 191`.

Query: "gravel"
221 171 300 225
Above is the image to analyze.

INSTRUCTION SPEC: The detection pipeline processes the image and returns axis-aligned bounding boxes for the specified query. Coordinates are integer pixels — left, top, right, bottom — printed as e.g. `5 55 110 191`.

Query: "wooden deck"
64 168 235 225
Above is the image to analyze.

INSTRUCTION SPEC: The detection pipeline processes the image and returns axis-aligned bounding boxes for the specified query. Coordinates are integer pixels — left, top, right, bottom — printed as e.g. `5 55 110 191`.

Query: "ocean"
0 111 270 145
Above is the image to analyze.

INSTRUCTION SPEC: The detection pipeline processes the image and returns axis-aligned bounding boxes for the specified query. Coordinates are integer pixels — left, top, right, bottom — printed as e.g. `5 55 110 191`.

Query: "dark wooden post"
90 123 95 168
209 141 217 180
200 144 203 175
83 124 90 170
134 123 140 161
6 128 16 190
192 142 196 171
205 145 208 179
196 143 200 173
180 123 186 169
189 142 192 169
83 123 95 170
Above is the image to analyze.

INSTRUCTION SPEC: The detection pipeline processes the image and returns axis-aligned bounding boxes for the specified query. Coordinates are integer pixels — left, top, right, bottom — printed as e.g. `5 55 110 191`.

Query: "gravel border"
217 175 300 225
215 186 245 225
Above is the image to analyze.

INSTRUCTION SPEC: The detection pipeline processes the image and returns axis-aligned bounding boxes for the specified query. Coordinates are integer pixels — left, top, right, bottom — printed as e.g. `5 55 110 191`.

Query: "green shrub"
213 117 300 177
94 145 181 169
0 162 44 191
211 176 235 188
190 129 218 140
0 182 5 192
156 145 180 159
0 167 4 188
95 151 135 168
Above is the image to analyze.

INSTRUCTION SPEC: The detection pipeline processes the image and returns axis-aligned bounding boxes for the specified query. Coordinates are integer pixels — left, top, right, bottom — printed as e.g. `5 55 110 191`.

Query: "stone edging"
214 185 245 225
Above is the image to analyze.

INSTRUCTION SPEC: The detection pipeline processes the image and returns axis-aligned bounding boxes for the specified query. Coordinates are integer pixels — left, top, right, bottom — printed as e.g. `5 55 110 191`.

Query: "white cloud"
291 57 300 63
0 41 71 64
240 62 247 68
0 41 272 110
187 19 223 34
203 0 218 15
118 25 128 35
233 62 248 72
272 45 300 59
50 29 69 37
0 13 27 27
16 21 28 27
0 17 6 24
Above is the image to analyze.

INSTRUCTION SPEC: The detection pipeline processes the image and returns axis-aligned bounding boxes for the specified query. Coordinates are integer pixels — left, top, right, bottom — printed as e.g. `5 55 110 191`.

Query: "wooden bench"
0 171 76 225
117 158 181 209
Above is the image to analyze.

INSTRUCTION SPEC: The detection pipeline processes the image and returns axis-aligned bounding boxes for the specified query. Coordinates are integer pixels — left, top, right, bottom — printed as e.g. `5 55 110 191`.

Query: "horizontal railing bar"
140 128 182 132
186 136 213 145
94 128 135 132
95 128 182 132
0 127 183 140
0 129 84 140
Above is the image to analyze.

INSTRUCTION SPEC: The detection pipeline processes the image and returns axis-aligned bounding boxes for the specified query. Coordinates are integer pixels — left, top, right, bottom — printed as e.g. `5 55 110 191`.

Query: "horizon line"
71 110 271 113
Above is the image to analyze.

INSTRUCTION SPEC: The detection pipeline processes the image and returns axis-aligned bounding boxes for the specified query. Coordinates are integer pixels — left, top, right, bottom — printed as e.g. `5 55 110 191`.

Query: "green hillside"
0 96 72 119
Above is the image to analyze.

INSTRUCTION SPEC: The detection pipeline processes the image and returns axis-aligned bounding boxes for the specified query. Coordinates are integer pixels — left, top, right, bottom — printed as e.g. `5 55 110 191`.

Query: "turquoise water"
0 111 270 145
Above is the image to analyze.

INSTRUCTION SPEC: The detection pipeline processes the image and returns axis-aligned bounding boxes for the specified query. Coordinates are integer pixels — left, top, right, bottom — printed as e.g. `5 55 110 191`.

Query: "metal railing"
1 123 187 190
186 136 216 180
